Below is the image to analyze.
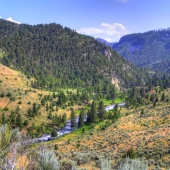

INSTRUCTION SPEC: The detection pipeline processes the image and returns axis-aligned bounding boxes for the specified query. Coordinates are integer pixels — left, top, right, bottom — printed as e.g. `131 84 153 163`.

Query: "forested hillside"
0 19 149 90
112 29 170 72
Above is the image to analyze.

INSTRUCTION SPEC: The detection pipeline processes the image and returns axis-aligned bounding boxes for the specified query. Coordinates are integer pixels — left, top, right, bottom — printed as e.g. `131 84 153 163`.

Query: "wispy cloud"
103 38 112 42
117 0 129 3
77 23 129 42
6 17 21 24
0 16 1 19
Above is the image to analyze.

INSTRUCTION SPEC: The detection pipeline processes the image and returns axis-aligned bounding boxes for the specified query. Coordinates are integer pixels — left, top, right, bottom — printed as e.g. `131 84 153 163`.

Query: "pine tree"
78 108 85 128
32 102 37 115
61 113 66 124
92 101 98 122
112 104 120 122
28 108 33 117
86 110 92 123
86 101 98 123
161 92 165 101
98 101 106 120
70 109 76 128
110 85 116 100
15 106 20 114
2 112 5 124
16 113 22 130
51 129 58 137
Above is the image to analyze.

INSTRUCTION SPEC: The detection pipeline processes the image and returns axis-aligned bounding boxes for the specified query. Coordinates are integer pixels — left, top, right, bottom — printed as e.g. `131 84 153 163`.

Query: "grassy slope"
0 63 80 129
48 90 170 170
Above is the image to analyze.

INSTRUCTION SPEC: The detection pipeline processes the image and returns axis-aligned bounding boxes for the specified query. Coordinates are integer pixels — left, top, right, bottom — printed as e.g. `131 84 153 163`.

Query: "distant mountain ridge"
96 38 115 47
112 29 170 72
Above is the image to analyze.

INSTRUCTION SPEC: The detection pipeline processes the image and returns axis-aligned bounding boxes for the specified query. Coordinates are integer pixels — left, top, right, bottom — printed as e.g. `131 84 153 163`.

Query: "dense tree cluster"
0 19 149 90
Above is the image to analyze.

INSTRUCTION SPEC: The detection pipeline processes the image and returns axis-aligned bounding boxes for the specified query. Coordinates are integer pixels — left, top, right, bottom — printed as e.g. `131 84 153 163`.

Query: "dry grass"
0 64 81 129
50 97 170 169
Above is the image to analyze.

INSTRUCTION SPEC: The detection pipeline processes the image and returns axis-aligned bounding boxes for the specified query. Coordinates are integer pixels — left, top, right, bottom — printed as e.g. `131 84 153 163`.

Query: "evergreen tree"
51 129 58 137
91 101 98 122
150 94 155 102
86 110 92 123
86 101 98 123
131 86 138 98
140 108 144 117
16 113 22 130
28 108 33 117
161 92 165 101
78 108 85 128
61 113 66 124
70 109 76 128
112 104 120 122
23 120 29 126
155 96 159 102
32 102 37 115
2 113 5 124
110 85 116 100
15 106 20 114
98 101 106 120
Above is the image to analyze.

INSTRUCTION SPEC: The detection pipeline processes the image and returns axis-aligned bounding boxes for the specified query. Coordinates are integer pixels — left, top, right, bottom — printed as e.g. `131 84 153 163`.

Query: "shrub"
23 120 29 126
18 101 22 104
54 144 58 150
1 93 5 97
35 147 60 170
100 159 111 170
3 107 9 111
59 158 76 170
6 92 12 98
118 157 148 170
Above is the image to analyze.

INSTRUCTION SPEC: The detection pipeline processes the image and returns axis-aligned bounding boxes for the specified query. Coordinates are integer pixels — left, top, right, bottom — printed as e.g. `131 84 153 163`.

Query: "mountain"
96 38 115 47
112 29 170 72
0 19 149 90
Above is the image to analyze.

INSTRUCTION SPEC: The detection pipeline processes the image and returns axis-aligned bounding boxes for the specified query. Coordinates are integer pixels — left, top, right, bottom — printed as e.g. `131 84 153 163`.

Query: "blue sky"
0 0 170 42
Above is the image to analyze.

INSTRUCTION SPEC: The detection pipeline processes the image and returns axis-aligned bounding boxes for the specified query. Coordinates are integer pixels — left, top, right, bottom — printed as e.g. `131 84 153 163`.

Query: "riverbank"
36 103 125 142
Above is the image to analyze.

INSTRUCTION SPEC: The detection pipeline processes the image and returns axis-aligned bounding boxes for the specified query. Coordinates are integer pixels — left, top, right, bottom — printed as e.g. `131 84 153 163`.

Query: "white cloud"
6 17 21 24
0 16 1 19
103 38 112 42
77 27 103 34
77 23 129 42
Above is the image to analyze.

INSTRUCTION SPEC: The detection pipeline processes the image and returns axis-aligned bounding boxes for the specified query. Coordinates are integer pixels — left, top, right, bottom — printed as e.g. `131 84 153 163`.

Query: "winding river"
36 103 125 142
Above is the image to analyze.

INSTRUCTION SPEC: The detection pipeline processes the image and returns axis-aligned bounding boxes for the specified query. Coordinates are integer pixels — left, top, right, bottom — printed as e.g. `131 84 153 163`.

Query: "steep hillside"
112 29 170 72
0 19 148 89
0 63 84 136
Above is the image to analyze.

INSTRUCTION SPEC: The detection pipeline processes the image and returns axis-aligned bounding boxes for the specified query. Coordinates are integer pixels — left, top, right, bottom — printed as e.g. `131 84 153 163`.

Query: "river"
36 103 125 142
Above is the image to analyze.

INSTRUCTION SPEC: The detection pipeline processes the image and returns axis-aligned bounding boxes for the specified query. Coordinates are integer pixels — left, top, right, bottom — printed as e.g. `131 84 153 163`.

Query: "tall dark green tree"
112 104 120 122
70 109 76 128
110 85 116 100
15 106 20 114
16 113 22 130
61 113 66 124
86 101 98 123
98 101 106 120
161 92 165 101
51 129 58 138
32 102 37 115
78 108 85 128
1 112 5 124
